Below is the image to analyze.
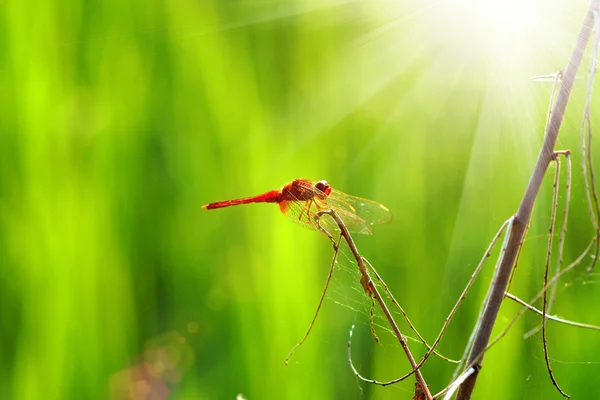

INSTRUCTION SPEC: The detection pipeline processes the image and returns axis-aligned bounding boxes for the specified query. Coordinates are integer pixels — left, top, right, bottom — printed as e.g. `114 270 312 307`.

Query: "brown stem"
316 209 433 400
524 151 572 339
285 234 343 365
541 157 570 398
506 293 600 331
584 10 600 272
449 237 595 399
346 218 512 388
456 3 599 398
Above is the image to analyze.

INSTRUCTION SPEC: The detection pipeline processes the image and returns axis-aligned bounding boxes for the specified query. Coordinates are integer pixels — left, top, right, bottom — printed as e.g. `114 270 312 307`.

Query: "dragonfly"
202 179 392 235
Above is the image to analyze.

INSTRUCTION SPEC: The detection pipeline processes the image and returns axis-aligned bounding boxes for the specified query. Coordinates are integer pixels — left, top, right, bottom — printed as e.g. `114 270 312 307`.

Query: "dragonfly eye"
315 180 332 197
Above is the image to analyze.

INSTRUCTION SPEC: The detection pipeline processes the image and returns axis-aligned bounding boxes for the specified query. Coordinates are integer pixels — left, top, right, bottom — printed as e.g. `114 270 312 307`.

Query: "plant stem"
456 2 599 398
317 209 433 400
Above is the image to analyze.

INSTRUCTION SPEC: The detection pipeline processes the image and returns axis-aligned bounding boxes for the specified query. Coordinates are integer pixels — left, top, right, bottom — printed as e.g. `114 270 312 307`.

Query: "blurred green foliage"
2 0 600 399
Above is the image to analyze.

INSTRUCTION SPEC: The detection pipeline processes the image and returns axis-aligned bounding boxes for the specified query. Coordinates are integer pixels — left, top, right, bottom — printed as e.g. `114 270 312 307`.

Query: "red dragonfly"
203 179 391 235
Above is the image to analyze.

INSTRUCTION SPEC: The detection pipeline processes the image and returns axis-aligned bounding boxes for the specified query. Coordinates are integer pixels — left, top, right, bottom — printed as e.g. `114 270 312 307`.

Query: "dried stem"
452 218 514 381
524 151 572 338
488 237 596 356
446 238 595 398
583 10 600 272
456 3 599 398
541 156 570 398
551 151 572 309
506 293 600 331
285 234 343 364
317 209 433 399
365 257 459 363
440 366 480 400
347 218 512 388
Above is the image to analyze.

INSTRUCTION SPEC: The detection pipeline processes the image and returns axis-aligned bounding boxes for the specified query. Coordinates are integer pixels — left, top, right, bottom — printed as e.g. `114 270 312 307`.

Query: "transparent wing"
278 181 391 235
278 182 341 234
279 197 344 235
325 189 392 235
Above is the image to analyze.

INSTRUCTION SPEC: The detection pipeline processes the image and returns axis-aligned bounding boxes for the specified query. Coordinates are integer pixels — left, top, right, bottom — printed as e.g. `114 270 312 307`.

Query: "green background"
2 0 600 399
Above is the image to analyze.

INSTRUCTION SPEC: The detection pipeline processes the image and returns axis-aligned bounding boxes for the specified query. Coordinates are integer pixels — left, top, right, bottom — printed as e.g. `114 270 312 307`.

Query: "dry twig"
317 209 433 399
456 3 600 398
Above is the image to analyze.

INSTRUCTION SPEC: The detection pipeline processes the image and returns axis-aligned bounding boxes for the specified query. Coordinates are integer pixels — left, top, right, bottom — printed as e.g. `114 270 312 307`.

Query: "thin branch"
452 218 514 381
285 234 343 364
543 70 563 133
317 210 432 399
369 295 380 342
518 77 566 335
541 156 570 398
446 238 595 399
584 10 600 272
485 238 595 370
440 366 480 400
524 151 572 339
506 293 600 331
581 20 598 236
548 152 572 318
347 218 513 388
456 4 599 397
365 257 460 363
506 220 530 293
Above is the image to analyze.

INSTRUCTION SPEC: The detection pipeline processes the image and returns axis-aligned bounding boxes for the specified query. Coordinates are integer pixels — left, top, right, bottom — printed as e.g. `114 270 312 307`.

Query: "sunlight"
471 0 538 42
445 0 544 67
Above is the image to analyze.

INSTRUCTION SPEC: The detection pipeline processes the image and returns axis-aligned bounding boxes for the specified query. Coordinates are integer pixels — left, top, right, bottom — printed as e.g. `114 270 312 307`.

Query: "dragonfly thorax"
282 179 331 202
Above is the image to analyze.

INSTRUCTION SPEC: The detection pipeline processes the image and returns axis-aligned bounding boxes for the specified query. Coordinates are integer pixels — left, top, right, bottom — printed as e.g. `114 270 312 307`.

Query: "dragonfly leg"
300 199 329 233
297 199 313 225
315 215 337 249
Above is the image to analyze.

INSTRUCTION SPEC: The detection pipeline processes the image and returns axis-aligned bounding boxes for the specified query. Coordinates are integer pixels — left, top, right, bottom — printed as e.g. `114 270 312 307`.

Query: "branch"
456 2 600 398
316 209 433 400
505 293 600 331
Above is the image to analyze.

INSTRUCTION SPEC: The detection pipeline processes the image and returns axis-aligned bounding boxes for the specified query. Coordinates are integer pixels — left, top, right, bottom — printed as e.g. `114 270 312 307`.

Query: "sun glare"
447 0 543 63
471 0 539 53
473 1 536 37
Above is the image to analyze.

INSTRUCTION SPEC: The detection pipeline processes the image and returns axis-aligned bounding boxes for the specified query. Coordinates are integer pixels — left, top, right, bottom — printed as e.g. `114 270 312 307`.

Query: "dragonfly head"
314 180 332 198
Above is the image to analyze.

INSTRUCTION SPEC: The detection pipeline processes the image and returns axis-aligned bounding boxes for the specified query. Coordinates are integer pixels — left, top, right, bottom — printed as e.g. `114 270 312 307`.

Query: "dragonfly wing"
277 180 330 232
312 196 373 235
277 180 391 236
279 197 344 234
279 198 316 231
325 189 392 234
